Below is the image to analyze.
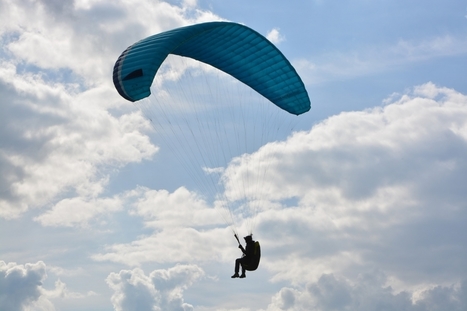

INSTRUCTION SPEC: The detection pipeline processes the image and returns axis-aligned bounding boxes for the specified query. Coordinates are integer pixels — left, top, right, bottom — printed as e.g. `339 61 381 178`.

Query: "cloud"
93 226 236 266
0 63 157 219
35 184 225 228
0 261 101 311
0 0 225 221
0 261 47 311
0 0 222 83
0 261 89 311
296 34 467 84
128 186 223 229
267 28 285 45
182 0 197 8
34 196 123 227
106 264 204 311
264 273 467 311
220 83 467 287
92 188 236 266
2 1 467 310
224 82 467 205
94 83 467 293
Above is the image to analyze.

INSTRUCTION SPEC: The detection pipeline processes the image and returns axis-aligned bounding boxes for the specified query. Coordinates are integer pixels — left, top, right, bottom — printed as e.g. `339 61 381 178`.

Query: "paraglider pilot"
232 234 255 278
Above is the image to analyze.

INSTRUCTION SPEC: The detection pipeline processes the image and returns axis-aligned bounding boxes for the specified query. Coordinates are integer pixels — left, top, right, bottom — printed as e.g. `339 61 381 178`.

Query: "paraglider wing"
113 21 311 115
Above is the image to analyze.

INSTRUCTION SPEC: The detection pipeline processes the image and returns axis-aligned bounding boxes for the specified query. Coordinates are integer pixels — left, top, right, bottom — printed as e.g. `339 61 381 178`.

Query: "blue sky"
1 0 467 310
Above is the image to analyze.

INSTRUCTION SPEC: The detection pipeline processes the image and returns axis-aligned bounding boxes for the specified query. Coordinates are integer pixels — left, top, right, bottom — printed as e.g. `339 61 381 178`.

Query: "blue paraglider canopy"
113 21 310 115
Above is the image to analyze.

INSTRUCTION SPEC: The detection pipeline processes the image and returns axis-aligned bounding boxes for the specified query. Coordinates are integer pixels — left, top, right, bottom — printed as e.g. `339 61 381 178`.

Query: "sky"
1 0 467 310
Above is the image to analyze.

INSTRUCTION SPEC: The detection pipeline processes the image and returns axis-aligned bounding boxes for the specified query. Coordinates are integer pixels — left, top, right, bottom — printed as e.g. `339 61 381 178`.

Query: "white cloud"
0 261 88 311
46 266 87 278
0 261 101 311
182 0 197 8
0 0 226 223
224 82 467 205
128 186 224 228
107 264 204 311
92 224 235 266
219 83 467 288
94 83 467 292
0 0 224 83
92 185 255 266
264 273 467 311
34 196 123 227
0 64 157 219
0 261 48 311
266 28 285 45
2 0 467 310
296 34 467 84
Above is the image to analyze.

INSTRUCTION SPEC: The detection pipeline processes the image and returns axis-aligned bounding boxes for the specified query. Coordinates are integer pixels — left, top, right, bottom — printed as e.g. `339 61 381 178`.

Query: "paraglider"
113 21 311 276
232 234 261 278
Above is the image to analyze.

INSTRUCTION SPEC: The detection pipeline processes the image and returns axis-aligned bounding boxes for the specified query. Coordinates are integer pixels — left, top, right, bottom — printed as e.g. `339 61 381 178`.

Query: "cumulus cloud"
93 226 236 266
231 84 450 204
2 0 467 310
0 64 157 220
0 261 47 311
92 186 235 266
224 82 467 207
0 0 224 221
266 28 285 45
94 83 467 291
0 261 87 311
106 264 204 311
34 196 123 227
265 273 467 311
220 83 467 288
0 0 222 83
128 186 223 229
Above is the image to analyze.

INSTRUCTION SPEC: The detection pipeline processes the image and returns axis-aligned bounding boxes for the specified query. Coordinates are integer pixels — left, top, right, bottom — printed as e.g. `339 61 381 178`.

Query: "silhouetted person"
231 234 255 278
